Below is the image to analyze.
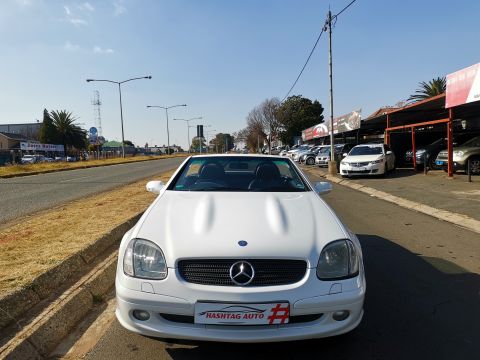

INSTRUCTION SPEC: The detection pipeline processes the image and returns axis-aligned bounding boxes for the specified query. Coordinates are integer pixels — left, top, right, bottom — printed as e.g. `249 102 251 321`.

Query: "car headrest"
255 163 280 181
199 163 225 180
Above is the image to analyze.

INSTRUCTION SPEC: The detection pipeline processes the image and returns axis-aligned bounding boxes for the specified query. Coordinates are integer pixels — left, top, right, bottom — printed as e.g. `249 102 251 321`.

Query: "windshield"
460 136 480 147
349 145 383 156
169 156 308 192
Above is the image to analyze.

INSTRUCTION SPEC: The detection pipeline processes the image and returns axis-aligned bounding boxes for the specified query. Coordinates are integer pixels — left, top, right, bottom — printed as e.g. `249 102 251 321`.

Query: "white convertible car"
116 154 365 342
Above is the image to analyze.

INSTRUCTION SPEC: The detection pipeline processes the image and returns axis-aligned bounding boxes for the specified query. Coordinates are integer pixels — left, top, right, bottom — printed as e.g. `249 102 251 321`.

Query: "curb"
305 168 480 235
0 155 187 179
0 213 142 330
0 251 119 359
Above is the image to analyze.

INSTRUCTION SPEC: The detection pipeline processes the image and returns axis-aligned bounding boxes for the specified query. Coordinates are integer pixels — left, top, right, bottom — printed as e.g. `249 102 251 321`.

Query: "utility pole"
327 9 337 175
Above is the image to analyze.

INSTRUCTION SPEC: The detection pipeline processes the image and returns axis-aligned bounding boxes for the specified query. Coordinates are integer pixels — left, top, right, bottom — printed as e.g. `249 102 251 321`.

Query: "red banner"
301 109 361 140
446 63 480 108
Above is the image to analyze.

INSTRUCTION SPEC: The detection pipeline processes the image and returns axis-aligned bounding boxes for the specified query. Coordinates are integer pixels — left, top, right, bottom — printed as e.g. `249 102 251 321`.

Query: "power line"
281 22 327 102
333 0 357 18
280 0 358 103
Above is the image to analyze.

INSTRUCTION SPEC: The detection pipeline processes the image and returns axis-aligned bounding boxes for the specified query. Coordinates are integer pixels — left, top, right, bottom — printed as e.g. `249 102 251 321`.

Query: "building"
0 132 31 150
0 122 42 140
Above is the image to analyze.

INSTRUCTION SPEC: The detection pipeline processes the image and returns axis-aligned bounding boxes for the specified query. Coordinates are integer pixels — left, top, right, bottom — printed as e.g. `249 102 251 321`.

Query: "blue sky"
1 0 479 149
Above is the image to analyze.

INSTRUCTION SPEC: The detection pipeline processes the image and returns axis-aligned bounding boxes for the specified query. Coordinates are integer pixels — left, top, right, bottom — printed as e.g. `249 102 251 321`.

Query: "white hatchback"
116 155 365 342
340 143 395 177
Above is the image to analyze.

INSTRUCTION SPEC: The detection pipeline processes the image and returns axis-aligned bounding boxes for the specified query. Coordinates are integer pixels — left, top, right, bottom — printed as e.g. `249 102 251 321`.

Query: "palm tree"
50 110 87 154
408 77 446 102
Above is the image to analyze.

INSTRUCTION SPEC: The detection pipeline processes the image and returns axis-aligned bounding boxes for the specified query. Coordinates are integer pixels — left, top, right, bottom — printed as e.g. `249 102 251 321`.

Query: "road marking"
60 175 94 183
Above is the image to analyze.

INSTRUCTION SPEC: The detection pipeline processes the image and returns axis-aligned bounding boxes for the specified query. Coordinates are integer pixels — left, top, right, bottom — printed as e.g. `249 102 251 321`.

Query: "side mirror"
342 153 348 157
146 180 164 194
313 181 332 195
386 150 393 155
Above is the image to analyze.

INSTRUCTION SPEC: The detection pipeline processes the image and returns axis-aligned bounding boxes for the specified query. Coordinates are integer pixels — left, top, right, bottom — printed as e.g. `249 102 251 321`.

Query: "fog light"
332 310 350 321
132 310 150 321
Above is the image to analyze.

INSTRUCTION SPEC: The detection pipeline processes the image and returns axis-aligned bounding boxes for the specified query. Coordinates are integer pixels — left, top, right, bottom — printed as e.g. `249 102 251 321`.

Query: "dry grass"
0 154 187 177
0 170 175 294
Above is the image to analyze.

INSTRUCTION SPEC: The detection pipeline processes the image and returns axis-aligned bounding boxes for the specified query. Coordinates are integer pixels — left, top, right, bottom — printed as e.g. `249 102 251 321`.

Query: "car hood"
134 191 347 267
344 154 383 162
438 146 480 154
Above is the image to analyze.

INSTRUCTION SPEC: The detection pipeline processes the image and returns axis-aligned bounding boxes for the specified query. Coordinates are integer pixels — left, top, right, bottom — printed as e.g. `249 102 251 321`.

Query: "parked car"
116 155 365 342
293 147 315 162
340 143 395 177
66 156 78 162
21 155 37 164
55 156 66 162
287 144 313 158
270 146 285 155
43 157 54 162
435 136 480 174
300 145 329 165
404 137 456 169
34 155 46 163
315 144 355 167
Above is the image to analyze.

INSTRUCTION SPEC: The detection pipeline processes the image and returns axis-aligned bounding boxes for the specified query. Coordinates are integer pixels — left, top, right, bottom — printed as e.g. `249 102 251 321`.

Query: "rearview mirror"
386 150 393 155
342 153 348 157
313 181 332 195
146 180 164 194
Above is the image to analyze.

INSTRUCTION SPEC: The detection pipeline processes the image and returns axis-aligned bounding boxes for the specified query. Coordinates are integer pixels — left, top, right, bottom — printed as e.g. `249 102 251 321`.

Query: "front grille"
159 313 323 325
178 259 307 286
346 170 376 174
349 162 370 167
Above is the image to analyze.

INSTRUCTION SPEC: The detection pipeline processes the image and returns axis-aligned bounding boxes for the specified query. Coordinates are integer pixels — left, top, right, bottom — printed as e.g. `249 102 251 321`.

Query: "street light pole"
118 83 125 158
86 76 152 158
173 117 202 153
147 104 187 155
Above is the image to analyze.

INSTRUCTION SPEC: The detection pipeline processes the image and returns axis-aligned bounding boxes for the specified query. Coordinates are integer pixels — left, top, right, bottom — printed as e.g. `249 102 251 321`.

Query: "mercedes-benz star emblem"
229 261 255 286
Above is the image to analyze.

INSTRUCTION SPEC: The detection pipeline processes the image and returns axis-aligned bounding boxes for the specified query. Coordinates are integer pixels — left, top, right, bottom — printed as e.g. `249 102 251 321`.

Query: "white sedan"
340 143 395 177
116 154 365 342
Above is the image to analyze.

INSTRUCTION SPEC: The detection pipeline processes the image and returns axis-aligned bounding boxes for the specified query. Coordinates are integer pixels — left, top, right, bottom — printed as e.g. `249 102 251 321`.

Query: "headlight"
123 238 167 280
317 239 359 280
369 158 384 164
453 150 464 157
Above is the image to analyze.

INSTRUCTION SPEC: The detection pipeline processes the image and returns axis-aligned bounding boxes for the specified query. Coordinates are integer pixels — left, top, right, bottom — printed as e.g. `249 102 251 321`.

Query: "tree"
50 110 87 153
408 77 446 103
245 98 282 153
212 133 234 153
190 137 206 152
39 109 58 144
123 140 134 147
276 95 324 145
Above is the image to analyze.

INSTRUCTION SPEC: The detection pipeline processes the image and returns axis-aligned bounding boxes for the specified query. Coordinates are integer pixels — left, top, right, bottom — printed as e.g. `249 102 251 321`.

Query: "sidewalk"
302 166 480 233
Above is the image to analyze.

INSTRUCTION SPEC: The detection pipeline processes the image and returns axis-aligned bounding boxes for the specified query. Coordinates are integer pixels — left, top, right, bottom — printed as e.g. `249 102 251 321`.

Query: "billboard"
301 109 362 141
446 63 480 108
20 142 64 152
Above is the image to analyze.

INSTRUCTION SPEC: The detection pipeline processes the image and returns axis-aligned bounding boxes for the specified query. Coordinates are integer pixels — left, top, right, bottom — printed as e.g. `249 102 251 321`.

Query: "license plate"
194 302 290 325
436 161 444 165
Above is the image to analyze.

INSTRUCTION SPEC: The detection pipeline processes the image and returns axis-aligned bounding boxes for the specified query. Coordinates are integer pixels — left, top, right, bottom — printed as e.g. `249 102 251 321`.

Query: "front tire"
306 157 315 165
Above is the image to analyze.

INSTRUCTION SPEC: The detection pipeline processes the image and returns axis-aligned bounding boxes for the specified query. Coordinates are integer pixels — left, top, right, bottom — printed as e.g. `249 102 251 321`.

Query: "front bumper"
340 162 384 176
435 156 466 171
315 158 329 167
116 268 365 342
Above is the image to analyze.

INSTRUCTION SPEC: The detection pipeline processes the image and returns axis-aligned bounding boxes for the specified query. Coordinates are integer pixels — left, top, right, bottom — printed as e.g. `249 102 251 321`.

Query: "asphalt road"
60 173 480 360
0 158 185 225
